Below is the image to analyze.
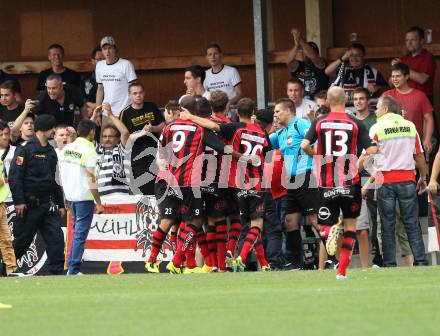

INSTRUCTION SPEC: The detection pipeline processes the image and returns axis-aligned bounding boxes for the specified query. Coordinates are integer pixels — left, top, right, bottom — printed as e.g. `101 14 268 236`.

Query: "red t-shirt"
382 88 433 137
401 49 436 97
263 149 288 200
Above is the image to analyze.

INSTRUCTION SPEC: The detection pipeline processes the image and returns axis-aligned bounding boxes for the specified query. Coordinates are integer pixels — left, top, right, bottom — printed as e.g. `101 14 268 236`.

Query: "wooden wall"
0 0 305 105
1 0 439 111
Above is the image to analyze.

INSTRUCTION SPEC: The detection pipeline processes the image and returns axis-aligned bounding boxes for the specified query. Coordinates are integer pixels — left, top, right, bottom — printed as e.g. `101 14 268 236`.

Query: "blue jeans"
377 182 426 266
262 193 283 268
68 201 95 274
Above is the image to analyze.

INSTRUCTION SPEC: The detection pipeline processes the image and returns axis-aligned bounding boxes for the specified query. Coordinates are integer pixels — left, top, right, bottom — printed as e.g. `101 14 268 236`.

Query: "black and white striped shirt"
96 143 130 196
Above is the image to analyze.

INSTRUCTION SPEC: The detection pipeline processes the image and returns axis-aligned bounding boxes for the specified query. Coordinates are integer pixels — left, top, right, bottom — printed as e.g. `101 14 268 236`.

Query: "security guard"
9 114 66 275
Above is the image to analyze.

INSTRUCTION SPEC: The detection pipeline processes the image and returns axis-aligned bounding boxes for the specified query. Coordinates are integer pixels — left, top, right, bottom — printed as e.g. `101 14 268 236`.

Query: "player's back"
160 119 205 187
313 112 364 187
229 122 268 190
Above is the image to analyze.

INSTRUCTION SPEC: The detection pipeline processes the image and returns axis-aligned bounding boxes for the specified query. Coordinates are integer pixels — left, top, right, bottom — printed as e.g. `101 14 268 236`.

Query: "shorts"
317 184 362 225
235 188 265 223
202 185 229 218
155 180 203 221
286 172 319 216
356 199 371 231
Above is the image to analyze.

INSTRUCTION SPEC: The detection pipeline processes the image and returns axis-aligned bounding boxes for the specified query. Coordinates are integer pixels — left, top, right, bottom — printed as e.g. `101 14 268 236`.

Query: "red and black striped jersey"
159 119 225 187
305 111 375 188
219 122 269 191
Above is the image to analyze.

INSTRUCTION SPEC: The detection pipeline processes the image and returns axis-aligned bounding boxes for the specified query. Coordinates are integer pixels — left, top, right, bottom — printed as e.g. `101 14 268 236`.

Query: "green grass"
1 267 440 336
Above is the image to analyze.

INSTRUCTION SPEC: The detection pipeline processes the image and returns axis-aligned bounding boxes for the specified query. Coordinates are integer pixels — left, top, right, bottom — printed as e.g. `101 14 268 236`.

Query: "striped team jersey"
159 119 225 187
219 122 269 191
305 111 375 187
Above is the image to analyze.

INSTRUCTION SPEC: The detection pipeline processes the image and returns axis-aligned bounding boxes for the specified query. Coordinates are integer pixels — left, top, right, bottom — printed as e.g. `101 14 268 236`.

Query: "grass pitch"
1 267 440 336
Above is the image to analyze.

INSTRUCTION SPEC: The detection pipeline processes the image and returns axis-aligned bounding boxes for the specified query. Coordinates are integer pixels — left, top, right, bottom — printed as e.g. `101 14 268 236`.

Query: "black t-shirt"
0 70 21 93
291 60 329 98
33 84 84 126
0 105 23 128
81 72 98 102
119 102 165 166
36 68 81 91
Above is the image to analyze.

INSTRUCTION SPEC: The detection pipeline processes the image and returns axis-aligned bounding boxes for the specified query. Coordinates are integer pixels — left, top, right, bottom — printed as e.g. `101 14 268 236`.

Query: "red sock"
337 230 356 276
172 223 197 267
196 228 209 262
185 240 197 269
206 225 217 267
169 227 177 253
239 226 261 262
227 218 242 255
254 235 269 267
215 219 228 271
148 226 167 263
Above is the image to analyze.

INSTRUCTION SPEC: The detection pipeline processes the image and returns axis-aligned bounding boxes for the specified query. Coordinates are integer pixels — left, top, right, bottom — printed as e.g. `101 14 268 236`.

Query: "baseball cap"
100 36 116 48
34 115 57 132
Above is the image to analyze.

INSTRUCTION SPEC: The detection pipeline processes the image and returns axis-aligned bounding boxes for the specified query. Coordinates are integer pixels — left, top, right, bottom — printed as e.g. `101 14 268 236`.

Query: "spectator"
392 26 436 103
314 90 328 108
93 103 130 196
59 119 104 275
286 79 316 120
0 81 23 128
0 121 16 276
368 95 428 267
81 46 105 115
353 87 377 268
0 70 22 102
325 43 388 104
95 36 137 118
33 74 86 127
183 65 210 99
119 83 165 195
286 28 329 98
204 43 242 104
9 115 65 275
36 44 81 91
53 125 76 157
383 62 434 155
10 100 35 146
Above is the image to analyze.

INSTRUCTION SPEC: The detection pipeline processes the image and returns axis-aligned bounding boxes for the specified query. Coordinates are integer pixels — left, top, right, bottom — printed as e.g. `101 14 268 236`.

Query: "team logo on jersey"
351 202 360 213
286 136 293 146
256 204 265 213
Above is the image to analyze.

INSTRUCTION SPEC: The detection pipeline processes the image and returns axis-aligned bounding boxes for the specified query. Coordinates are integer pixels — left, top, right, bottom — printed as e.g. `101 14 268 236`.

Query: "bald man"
301 86 377 279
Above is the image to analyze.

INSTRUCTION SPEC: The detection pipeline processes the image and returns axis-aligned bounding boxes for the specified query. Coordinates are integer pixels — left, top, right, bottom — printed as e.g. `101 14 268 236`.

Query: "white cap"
100 36 116 48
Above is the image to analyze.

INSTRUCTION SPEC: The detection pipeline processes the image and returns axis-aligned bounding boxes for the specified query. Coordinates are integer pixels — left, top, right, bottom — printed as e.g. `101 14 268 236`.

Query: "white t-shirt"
204 65 241 100
295 98 317 120
0 145 16 202
95 58 137 117
59 138 98 202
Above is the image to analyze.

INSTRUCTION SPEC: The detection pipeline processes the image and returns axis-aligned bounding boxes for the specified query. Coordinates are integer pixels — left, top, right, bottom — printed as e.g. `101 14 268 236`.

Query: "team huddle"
145 86 376 279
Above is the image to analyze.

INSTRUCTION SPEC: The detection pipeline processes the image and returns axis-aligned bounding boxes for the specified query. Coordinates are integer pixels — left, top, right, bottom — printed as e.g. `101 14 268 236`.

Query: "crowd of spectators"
0 25 437 276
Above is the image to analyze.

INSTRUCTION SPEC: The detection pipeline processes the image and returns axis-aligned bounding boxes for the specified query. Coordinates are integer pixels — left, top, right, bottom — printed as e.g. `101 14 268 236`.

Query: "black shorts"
235 188 265 223
317 184 362 225
155 180 203 221
286 172 319 216
202 185 229 218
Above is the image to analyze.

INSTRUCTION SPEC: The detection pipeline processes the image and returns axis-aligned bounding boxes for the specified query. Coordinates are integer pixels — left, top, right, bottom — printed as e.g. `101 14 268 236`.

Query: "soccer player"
158 95 232 274
180 97 270 272
301 87 377 279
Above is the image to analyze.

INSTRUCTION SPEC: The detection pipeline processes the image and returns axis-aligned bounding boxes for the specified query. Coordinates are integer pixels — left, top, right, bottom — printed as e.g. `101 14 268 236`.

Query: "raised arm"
286 29 300 72
11 99 34 142
179 109 220 132
103 103 130 147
